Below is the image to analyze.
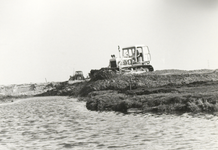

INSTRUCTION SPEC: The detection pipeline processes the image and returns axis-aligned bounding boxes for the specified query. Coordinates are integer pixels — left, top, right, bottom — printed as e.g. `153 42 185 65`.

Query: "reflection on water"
0 96 218 150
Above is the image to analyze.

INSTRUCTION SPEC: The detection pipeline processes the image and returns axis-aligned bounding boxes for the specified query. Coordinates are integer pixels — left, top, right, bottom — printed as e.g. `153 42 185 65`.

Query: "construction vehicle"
68 71 85 84
69 71 85 80
109 45 154 72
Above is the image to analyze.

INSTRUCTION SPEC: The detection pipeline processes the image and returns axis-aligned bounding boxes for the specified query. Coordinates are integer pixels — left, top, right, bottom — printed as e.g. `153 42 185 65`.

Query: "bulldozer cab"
108 45 154 72
122 45 151 64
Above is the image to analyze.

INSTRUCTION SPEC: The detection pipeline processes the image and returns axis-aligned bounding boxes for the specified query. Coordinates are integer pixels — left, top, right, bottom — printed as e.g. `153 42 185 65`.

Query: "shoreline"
0 96 71 106
0 95 32 104
1 69 218 115
83 69 218 115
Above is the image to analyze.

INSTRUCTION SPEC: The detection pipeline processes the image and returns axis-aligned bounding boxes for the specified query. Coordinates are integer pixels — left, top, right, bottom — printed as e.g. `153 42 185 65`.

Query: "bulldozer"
109 45 154 73
89 45 154 80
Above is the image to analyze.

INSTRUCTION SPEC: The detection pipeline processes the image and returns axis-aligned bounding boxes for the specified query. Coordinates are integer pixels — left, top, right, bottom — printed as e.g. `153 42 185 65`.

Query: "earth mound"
85 69 218 114
89 68 118 81
5 69 217 114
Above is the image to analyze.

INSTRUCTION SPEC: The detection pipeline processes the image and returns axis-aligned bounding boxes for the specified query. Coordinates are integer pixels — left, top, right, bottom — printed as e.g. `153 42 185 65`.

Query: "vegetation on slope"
84 69 218 114
2 69 218 114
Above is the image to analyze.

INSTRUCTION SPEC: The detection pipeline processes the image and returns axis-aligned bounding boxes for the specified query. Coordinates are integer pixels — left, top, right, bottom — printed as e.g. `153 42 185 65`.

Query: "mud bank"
84 69 218 114
35 69 218 114
4 69 218 114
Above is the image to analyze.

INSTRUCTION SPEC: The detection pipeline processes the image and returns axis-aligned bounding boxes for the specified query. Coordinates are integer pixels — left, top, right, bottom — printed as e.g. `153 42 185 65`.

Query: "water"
0 96 218 150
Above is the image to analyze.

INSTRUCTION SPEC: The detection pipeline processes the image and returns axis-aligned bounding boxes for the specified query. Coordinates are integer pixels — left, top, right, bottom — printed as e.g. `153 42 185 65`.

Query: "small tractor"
109 45 154 73
69 71 85 81
68 71 86 84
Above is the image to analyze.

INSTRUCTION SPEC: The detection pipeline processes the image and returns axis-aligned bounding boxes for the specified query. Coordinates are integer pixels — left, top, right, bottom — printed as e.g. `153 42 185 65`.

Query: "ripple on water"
0 96 218 150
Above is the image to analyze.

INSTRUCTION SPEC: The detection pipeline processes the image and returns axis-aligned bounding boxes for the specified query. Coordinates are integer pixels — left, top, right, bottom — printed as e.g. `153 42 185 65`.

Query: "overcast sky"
0 0 218 85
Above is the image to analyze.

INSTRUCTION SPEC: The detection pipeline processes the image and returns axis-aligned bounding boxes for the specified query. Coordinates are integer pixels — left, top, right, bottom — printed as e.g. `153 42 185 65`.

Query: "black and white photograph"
0 0 218 149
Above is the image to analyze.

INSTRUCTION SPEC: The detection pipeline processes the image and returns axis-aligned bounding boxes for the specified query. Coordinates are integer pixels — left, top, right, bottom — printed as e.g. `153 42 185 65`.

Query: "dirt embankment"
2 69 218 114
34 69 218 114
84 69 218 114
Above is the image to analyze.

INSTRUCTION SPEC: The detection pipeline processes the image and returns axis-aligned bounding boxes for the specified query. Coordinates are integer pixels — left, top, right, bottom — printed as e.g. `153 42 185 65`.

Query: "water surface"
0 96 217 150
